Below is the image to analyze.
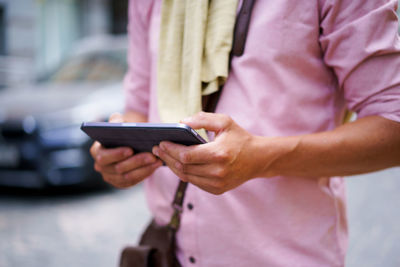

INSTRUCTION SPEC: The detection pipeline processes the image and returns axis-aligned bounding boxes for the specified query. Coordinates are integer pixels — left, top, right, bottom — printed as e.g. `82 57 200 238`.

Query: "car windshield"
42 50 127 83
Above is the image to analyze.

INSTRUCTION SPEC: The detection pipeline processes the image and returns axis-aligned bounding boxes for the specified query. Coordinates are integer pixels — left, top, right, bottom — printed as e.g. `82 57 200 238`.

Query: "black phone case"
81 122 206 153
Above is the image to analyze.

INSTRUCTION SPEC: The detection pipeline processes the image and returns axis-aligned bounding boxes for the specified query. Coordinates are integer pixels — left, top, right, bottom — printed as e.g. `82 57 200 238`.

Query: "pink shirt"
124 0 400 266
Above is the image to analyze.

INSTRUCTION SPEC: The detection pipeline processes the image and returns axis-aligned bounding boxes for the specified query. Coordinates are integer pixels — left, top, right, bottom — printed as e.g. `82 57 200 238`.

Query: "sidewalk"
0 167 399 267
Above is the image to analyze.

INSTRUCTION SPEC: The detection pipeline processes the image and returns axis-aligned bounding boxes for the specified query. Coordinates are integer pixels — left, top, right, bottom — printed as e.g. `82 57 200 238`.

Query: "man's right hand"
89 113 163 188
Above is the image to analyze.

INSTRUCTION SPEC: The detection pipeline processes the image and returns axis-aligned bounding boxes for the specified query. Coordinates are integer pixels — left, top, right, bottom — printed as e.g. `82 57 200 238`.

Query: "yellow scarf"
157 0 238 123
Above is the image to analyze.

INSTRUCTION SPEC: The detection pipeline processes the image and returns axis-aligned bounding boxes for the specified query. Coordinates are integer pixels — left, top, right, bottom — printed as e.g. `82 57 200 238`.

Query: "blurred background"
0 1 399 266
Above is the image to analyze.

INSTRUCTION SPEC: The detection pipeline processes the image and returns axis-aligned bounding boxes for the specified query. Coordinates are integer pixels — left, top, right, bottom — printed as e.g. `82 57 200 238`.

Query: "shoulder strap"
231 0 256 56
202 0 256 113
169 0 256 232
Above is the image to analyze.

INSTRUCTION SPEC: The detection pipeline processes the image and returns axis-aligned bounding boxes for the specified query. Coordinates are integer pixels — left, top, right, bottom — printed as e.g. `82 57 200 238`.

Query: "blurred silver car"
0 35 127 188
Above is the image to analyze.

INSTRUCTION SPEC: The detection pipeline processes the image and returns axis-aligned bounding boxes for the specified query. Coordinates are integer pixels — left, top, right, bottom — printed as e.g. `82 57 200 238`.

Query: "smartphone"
80 122 206 153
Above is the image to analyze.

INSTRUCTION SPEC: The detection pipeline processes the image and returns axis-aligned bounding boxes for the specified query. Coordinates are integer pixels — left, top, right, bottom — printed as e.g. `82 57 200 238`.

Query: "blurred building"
0 0 128 88
0 0 399 89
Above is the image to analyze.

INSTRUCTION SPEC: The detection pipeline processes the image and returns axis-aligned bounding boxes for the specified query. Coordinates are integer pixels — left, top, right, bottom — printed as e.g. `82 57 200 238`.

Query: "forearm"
154 113 399 194
258 116 400 178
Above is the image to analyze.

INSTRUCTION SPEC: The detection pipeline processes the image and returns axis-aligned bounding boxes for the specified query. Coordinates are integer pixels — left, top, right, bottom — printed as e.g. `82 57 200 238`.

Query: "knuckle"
213 167 227 178
179 151 191 164
215 150 229 162
169 163 187 179
114 164 123 174
221 115 233 127
96 154 106 165
175 162 185 173
198 111 207 118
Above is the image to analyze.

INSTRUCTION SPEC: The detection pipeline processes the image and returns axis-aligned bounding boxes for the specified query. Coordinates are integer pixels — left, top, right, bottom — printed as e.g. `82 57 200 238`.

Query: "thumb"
108 112 124 123
181 112 232 134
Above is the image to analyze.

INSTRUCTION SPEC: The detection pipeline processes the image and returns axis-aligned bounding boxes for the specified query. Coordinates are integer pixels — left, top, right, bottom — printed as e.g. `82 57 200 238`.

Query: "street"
0 167 399 267
0 186 150 267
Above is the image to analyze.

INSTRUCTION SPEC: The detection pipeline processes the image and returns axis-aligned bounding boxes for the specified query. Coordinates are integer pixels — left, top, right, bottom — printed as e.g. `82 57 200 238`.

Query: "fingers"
115 152 159 173
153 145 189 181
123 161 163 183
90 139 161 188
153 145 228 194
90 141 133 165
100 160 162 188
97 146 133 166
157 141 232 166
157 141 212 164
181 112 233 133
94 153 163 188
90 141 101 159
88 113 165 189
154 142 228 181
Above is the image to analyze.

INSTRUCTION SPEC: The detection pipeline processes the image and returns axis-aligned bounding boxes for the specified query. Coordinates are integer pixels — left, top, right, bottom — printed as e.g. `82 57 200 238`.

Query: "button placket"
180 188 200 266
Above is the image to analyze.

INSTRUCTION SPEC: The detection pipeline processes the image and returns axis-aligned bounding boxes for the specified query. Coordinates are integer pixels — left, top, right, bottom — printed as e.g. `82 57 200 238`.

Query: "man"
91 0 400 266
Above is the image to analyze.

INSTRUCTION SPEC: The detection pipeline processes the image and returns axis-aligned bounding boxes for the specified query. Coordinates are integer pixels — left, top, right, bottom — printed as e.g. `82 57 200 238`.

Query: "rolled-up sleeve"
123 0 152 116
319 0 400 122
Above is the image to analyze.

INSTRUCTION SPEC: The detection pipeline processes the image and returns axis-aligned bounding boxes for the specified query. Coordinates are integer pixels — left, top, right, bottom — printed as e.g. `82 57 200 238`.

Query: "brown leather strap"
169 181 188 231
201 88 222 114
169 0 256 232
231 0 256 56
202 0 256 113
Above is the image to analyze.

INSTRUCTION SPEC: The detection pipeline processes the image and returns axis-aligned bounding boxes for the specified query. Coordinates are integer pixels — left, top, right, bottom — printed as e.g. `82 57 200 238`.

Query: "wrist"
251 135 300 178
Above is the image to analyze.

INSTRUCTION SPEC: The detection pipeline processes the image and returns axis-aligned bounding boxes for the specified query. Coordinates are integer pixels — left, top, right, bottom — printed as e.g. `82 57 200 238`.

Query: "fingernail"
152 147 159 156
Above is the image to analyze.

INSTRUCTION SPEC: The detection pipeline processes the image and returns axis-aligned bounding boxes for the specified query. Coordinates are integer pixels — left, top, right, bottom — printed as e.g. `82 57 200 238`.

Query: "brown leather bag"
120 181 187 267
119 1 255 266
120 221 180 267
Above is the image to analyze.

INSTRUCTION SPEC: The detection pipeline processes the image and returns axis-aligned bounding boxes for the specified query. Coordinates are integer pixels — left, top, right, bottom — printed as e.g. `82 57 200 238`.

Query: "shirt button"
187 203 194 210
189 256 196 264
